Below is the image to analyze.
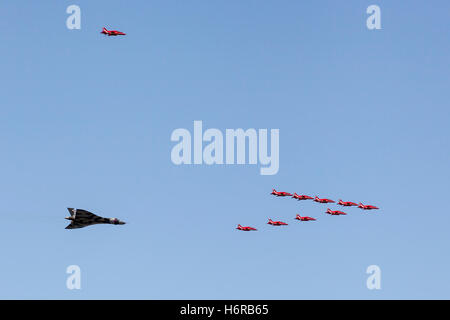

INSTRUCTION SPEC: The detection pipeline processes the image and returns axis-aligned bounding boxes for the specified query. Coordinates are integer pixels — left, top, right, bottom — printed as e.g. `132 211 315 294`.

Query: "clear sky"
0 1 449 299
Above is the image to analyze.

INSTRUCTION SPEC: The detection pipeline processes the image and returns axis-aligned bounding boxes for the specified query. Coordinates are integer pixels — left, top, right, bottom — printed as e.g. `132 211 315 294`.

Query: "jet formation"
236 189 379 231
65 26 380 233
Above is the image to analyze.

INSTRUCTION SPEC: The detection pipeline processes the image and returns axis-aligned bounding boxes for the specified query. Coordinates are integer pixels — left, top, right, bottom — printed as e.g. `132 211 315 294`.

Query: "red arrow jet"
358 203 379 210
295 214 316 221
314 196 335 204
101 27 126 36
326 208 347 215
236 224 257 231
271 189 292 197
267 218 288 226
292 193 314 200
338 199 358 207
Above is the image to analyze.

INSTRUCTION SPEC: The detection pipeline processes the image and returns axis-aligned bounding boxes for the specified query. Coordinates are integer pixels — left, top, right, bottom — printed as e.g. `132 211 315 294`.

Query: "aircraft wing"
65 221 87 229
68 208 102 220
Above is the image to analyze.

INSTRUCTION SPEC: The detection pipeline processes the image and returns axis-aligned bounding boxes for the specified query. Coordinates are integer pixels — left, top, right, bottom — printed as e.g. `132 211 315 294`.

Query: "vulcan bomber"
65 208 126 229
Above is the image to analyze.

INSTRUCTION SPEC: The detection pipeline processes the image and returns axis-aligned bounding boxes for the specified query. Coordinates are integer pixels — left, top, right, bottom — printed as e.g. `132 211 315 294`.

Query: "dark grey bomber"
65 208 126 229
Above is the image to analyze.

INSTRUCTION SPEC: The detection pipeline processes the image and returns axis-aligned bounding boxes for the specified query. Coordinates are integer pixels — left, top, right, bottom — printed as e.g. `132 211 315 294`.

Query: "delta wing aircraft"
65 208 126 229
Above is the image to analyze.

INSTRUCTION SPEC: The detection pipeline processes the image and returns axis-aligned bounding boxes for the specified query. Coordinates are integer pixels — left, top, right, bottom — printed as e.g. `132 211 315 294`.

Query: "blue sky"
0 1 449 299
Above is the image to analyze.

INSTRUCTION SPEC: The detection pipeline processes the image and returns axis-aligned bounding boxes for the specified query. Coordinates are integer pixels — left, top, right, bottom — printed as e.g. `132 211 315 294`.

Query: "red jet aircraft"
271 189 292 197
326 208 347 215
101 27 126 36
358 203 379 210
236 224 257 231
267 218 288 226
314 196 335 204
295 214 316 221
292 193 314 200
338 199 358 207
